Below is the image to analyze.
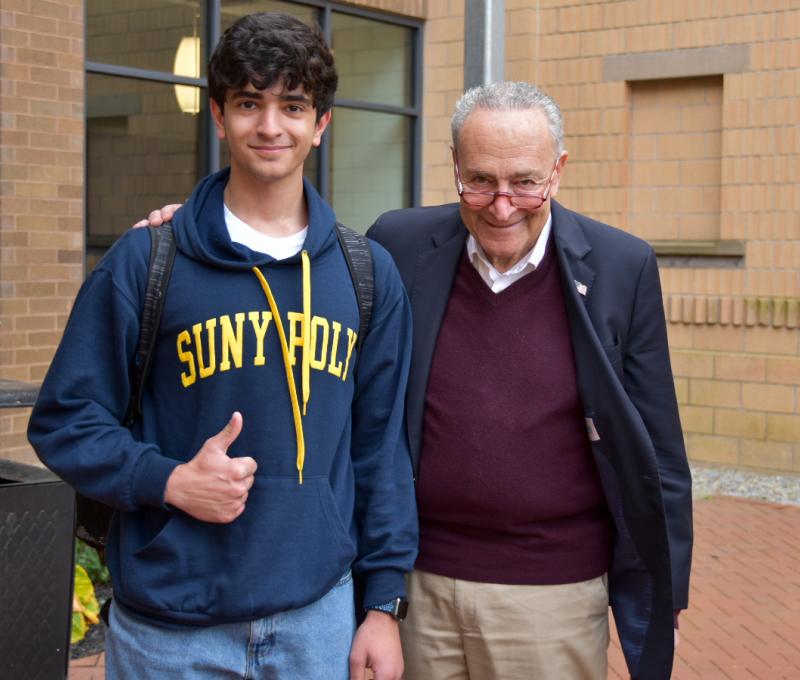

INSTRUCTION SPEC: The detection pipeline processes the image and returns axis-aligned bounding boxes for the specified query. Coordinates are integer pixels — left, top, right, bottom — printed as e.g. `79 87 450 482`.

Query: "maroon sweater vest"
416 243 612 584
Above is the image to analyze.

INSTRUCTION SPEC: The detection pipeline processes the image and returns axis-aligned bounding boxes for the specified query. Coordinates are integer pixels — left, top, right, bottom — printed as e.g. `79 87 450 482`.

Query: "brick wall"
3 0 798 473
1 0 424 466
420 0 464 205
341 0 426 17
420 1 799 473
501 0 800 473
1 0 84 464
629 76 723 242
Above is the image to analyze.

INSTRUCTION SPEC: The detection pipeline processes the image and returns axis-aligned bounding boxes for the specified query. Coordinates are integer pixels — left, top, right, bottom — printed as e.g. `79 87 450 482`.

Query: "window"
86 75 205 267
85 0 422 267
85 0 209 268
328 12 416 230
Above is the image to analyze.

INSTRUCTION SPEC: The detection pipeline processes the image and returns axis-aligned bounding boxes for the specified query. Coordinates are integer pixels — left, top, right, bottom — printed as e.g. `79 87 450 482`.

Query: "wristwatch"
366 597 409 621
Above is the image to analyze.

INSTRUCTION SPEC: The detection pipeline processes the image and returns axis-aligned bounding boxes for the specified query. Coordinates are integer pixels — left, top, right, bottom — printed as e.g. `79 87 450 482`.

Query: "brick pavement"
610 497 800 679
67 651 104 680
68 497 800 679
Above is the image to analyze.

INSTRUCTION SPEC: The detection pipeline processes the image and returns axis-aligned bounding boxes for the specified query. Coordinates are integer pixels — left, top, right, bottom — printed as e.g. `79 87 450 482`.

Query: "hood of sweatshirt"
170 167 340 483
171 167 339 269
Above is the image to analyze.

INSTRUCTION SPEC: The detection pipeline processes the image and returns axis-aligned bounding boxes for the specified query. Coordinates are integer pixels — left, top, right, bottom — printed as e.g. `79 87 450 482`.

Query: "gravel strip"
691 463 800 506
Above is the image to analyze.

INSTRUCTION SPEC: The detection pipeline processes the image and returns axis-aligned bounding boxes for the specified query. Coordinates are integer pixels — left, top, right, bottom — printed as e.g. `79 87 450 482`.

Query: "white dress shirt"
466 214 552 293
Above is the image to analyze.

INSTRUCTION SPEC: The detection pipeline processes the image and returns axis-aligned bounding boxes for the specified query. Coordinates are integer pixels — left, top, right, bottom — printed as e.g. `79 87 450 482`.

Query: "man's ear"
549 150 569 198
210 99 226 140
312 110 332 147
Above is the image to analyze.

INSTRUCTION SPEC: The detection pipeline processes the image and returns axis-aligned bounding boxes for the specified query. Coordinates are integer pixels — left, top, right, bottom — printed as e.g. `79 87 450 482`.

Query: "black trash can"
0 459 75 680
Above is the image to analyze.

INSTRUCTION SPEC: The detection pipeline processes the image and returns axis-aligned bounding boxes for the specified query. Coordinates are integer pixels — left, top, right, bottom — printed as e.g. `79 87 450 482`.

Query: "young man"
28 13 417 680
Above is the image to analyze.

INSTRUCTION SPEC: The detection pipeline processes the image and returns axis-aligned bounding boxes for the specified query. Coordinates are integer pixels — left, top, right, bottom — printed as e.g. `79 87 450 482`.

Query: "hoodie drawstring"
251 250 312 484
301 251 311 416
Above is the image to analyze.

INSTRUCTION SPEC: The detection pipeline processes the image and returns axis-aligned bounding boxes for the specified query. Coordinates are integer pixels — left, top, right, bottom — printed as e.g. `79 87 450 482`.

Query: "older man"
367 82 692 680
142 81 692 680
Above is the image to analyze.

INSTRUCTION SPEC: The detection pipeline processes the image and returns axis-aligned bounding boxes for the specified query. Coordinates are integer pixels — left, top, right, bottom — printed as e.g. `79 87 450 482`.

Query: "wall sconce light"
174 36 200 114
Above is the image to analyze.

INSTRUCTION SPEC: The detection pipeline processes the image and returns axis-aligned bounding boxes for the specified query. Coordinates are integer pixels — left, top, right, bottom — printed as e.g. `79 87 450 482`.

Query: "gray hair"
451 81 564 156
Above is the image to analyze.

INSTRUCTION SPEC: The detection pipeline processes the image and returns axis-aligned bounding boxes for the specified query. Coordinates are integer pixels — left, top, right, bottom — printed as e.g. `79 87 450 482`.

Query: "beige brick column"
0 0 84 464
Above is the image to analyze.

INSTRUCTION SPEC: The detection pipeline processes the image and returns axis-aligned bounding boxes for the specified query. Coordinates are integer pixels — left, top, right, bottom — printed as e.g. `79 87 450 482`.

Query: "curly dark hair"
207 12 337 119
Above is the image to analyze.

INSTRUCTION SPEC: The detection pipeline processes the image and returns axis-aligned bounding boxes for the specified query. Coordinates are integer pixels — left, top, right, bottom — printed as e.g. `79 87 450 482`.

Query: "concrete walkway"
69 496 800 679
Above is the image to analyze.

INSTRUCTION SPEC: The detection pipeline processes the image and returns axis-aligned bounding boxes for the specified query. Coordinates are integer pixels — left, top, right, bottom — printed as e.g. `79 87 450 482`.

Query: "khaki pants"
400 570 609 680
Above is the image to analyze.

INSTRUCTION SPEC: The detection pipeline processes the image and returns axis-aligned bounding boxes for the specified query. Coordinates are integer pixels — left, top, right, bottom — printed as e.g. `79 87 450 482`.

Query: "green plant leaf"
71 564 100 645
75 538 110 585
71 605 87 644
75 565 100 622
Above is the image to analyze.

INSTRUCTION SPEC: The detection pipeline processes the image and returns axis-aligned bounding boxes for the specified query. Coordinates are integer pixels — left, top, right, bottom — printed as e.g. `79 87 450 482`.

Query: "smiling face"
454 107 567 272
211 81 331 188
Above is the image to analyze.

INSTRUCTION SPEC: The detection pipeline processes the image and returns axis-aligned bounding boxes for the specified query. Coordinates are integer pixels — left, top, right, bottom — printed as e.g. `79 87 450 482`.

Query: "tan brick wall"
0 406 33 464
3 0 798 474
1 0 84 465
629 76 722 242
340 0 426 18
420 0 464 205
1 0 425 466
520 1 800 473
672 347 800 472
418 0 800 473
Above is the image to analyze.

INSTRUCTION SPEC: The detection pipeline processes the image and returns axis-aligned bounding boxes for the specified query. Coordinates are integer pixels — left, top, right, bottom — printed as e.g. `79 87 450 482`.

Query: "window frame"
84 0 422 254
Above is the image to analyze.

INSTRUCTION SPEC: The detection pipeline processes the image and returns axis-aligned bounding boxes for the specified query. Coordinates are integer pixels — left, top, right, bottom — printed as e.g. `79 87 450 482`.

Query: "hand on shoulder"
132 203 183 228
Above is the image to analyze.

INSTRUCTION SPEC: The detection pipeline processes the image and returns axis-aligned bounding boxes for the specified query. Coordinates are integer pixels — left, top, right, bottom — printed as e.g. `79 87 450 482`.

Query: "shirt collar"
466 213 552 283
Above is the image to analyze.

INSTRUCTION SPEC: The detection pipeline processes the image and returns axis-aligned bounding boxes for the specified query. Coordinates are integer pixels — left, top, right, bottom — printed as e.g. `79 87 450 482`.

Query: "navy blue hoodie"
28 169 418 626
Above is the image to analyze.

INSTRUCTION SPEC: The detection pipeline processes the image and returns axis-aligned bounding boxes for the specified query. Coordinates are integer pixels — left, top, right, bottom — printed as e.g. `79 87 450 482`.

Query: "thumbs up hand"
164 412 258 523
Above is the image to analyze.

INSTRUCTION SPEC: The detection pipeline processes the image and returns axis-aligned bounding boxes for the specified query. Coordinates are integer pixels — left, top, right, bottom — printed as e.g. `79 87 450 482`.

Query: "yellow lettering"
288 311 305 367
192 319 217 379
219 313 245 372
176 330 196 387
341 328 359 382
309 316 330 370
327 321 343 378
248 311 272 366
177 313 358 383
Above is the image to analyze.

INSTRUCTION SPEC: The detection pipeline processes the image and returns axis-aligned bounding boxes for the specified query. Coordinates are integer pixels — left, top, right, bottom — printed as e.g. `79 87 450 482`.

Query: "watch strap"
365 597 408 621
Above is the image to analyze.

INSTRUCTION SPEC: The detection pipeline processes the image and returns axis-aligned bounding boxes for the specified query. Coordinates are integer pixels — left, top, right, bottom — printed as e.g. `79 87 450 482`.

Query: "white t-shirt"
224 204 307 259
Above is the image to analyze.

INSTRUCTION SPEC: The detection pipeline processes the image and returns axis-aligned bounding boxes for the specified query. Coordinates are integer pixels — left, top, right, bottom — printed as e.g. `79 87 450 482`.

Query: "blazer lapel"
552 201 604 406
407 212 467 471
552 201 595 307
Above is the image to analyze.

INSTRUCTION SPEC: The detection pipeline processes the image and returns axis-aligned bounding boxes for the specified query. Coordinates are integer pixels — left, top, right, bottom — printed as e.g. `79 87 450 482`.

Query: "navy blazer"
368 200 692 680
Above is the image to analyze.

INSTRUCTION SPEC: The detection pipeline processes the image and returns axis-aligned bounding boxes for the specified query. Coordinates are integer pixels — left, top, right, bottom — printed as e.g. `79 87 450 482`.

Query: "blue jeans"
105 571 355 679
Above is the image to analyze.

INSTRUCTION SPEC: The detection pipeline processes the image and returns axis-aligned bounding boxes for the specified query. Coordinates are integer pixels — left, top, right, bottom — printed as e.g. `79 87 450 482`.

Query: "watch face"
394 598 409 621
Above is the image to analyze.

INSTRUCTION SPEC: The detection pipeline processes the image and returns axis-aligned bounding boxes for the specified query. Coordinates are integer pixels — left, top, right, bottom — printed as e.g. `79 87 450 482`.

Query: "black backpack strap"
76 224 176 553
335 223 375 625
335 223 374 350
126 223 176 426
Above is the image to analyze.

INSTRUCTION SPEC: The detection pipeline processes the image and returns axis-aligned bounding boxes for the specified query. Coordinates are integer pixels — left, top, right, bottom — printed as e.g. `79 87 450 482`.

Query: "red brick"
610 498 800 679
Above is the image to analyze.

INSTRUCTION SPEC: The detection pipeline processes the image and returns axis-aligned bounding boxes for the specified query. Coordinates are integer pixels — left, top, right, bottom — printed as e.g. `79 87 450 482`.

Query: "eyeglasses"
455 159 559 209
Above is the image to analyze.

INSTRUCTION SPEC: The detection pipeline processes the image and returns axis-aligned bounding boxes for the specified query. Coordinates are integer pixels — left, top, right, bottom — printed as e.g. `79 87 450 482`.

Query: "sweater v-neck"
459 235 556 306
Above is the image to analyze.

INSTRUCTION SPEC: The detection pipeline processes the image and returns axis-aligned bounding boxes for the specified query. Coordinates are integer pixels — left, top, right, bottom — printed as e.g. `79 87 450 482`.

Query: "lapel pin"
575 280 588 297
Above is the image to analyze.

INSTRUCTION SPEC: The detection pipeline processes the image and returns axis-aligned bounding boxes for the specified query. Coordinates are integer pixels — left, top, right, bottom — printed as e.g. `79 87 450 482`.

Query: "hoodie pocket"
122 475 356 620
